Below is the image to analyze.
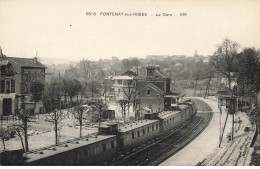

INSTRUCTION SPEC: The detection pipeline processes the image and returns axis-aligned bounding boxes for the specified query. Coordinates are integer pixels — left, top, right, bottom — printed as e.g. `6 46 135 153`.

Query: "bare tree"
118 99 129 123
123 80 135 115
72 102 89 138
47 109 63 144
43 78 63 144
11 108 35 152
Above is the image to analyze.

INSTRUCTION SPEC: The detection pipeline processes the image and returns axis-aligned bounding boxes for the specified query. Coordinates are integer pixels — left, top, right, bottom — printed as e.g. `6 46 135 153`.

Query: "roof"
215 90 232 98
158 111 181 119
178 104 189 110
7 57 46 68
139 82 165 95
121 70 137 77
0 56 18 75
24 134 116 163
118 119 158 133
111 76 133 80
154 68 168 78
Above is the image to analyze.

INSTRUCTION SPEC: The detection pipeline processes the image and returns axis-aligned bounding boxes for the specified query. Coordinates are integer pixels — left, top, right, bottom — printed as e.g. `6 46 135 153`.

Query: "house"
6 56 46 114
104 72 136 100
136 65 185 116
0 51 17 116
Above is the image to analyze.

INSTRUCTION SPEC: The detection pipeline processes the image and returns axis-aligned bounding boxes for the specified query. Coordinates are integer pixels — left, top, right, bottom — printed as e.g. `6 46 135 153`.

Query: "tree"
72 102 89 138
87 100 108 128
211 38 239 90
130 59 140 75
15 108 35 152
43 78 63 144
88 80 100 99
0 127 14 151
47 109 63 144
132 81 142 120
123 80 135 115
203 60 215 98
102 79 112 104
122 59 131 70
236 48 260 104
191 60 206 96
118 99 129 123
30 80 44 115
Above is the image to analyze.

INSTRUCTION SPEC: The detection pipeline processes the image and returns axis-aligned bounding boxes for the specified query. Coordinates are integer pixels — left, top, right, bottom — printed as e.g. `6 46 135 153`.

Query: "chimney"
33 57 37 63
146 65 156 78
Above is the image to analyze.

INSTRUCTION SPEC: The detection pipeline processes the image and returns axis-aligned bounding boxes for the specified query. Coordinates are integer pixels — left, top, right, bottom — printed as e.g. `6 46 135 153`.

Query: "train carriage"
156 111 181 133
117 120 160 151
24 135 118 166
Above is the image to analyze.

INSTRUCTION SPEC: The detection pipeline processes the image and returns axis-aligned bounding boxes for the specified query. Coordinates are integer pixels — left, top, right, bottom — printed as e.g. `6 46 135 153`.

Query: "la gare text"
86 12 187 17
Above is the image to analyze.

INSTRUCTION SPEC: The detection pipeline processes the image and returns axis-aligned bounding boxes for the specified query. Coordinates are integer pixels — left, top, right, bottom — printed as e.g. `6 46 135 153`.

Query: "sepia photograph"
0 0 260 166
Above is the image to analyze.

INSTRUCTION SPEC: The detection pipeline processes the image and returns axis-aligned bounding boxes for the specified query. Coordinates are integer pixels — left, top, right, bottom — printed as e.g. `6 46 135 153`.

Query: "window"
11 80 15 93
164 121 166 126
132 132 135 139
118 89 121 93
142 129 145 135
147 89 151 96
111 141 115 148
156 123 158 129
0 80 4 93
5 80 10 93
117 80 123 84
147 127 150 133
137 131 140 137
152 125 154 131
102 143 106 152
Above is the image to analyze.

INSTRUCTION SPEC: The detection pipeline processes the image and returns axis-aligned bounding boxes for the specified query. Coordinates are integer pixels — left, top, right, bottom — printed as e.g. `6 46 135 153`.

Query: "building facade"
8 57 46 114
0 52 17 116
137 65 185 115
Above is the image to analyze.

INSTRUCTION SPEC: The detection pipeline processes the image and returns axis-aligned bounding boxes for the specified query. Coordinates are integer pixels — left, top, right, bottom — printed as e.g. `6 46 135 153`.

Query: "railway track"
113 98 213 166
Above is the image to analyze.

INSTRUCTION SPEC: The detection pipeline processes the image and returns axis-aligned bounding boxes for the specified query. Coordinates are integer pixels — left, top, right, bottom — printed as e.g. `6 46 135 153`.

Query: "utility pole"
231 85 237 141
219 99 222 147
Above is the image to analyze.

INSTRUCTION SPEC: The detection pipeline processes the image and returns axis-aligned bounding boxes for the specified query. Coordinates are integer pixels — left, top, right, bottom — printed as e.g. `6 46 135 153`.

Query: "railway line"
113 98 213 166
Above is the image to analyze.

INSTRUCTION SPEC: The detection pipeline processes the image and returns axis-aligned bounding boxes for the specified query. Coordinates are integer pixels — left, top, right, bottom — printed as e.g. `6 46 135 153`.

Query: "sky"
0 0 260 64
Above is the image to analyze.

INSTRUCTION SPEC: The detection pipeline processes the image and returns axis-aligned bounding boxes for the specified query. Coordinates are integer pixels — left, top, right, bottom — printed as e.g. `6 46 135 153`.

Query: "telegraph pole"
219 100 222 147
231 85 237 141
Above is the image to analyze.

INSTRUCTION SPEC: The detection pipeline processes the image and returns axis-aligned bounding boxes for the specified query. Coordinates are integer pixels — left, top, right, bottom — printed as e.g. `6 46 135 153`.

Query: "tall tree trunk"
195 78 198 96
208 78 211 97
54 112 58 145
16 130 25 152
79 118 82 138
2 137 5 151
228 71 231 90
123 105 126 123
24 118 29 152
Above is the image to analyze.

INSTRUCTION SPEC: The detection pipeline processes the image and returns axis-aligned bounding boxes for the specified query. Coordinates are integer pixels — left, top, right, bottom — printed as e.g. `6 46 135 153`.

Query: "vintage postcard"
0 0 260 166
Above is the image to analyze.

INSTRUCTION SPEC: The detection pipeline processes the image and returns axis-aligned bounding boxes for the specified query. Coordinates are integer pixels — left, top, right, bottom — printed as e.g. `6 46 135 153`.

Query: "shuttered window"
11 80 15 93
0 80 4 93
